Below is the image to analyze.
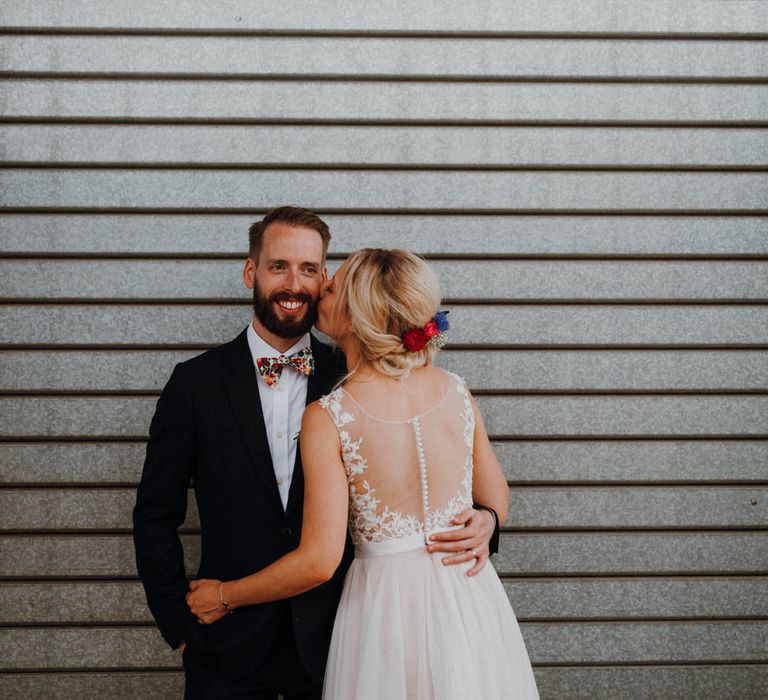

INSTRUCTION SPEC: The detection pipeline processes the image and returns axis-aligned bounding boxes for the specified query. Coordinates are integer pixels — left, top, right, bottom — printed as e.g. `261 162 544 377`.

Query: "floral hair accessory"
402 311 450 352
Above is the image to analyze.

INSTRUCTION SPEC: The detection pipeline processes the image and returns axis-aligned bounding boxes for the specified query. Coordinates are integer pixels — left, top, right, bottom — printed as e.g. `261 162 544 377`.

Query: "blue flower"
433 311 450 332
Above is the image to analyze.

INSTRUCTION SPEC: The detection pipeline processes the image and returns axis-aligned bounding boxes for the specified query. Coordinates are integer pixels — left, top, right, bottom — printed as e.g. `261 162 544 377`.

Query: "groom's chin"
266 310 318 340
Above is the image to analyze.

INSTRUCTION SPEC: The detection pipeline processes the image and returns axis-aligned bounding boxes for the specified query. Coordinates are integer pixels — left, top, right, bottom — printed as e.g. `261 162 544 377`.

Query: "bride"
188 248 539 699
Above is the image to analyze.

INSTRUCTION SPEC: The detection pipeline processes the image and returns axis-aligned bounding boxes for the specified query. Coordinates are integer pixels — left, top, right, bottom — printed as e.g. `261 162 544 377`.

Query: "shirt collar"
246 322 311 366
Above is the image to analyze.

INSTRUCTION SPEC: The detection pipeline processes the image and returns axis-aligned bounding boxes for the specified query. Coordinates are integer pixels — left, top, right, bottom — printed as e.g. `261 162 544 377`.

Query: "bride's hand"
186 578 230 624
427 507 494 576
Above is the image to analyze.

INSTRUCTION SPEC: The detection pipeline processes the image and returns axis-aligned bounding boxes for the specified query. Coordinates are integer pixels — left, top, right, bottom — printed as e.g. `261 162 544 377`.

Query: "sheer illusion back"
320 370 474 545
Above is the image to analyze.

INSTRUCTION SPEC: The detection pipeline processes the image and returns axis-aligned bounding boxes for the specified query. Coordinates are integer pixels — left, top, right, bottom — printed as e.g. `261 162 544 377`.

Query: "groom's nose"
285 269 302 293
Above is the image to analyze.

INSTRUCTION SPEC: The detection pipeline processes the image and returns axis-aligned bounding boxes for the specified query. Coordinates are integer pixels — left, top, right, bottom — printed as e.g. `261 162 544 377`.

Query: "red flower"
403 328 427 351
423 321 439 339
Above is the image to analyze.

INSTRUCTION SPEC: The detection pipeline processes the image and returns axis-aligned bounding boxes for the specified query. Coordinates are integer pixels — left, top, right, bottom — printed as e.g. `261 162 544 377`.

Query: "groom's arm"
133 363 194 649
427 506 498 574
474 503 500 554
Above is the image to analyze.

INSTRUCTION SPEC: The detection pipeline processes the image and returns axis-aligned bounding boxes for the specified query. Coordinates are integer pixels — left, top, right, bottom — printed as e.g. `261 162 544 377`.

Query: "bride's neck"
339 335 363 373
339 339 387 385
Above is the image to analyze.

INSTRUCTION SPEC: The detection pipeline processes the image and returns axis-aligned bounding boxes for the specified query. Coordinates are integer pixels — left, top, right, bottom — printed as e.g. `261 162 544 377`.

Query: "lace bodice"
319 370 474 546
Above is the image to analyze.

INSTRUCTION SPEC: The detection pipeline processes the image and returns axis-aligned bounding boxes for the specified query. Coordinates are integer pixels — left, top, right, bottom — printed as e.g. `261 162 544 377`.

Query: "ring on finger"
471 549 479 558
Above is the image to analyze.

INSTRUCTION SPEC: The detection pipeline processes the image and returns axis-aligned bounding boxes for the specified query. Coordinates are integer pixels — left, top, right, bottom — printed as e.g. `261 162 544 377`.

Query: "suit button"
282 527 292 536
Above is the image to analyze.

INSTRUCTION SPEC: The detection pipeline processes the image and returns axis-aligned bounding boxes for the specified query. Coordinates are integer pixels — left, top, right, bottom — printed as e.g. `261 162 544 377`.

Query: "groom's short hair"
248 206 331 264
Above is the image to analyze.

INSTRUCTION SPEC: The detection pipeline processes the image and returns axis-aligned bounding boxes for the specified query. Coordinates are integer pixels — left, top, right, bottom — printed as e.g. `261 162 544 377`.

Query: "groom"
133 206 499 698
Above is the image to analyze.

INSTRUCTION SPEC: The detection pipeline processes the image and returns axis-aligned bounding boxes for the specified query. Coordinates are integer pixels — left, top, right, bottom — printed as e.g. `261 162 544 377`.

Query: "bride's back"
320 366 474 545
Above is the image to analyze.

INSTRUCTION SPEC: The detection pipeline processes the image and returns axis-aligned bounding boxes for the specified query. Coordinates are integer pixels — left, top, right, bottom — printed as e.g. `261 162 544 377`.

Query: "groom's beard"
252 282 318 339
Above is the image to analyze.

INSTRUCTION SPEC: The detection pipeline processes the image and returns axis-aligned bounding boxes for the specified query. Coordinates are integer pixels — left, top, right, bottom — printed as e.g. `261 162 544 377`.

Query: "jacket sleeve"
133 363 195 649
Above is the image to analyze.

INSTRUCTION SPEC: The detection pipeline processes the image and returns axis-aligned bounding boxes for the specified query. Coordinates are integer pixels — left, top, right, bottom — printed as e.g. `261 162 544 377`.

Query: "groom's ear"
321 267 328 282
243 258 256 289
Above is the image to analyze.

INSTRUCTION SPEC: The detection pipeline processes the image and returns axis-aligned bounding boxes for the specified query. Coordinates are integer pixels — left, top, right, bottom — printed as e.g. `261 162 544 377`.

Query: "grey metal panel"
523 621 768 664
1 622 765 668
502 577 768 620
478 395 768 438
3 260 767 301
3 304 766 347
0 535 159 578
442 305 768 347
495 532 768 576
3 215 767 256
0 673 184 700
5 36 768 79
0 489 198 531
0 443 146 484
2 1 765 34
2 395 766 438
3 577 765 625
4 169 767 211
2 532 763 578
534 665 768 700
3 81 766 123
0 350 198 392
0 582 151 624
2 668 766 700
0 628 178 670
440 350 768 391
4 349 766 392
6 126 768 167
498 441 768 483
0 304 251 346
506 487 768 529
4 440 766 486
0 397 157 438
3 486 764 531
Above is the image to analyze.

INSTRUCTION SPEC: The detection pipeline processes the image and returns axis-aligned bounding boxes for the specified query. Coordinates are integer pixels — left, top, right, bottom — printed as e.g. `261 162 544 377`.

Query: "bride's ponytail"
335 248 442 380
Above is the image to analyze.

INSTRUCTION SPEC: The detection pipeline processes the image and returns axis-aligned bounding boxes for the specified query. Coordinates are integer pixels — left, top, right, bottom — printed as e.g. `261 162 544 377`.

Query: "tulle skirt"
323 533 539 699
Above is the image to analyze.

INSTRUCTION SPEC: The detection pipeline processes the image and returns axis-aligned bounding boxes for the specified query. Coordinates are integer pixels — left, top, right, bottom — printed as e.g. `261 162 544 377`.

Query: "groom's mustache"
270 291 314 305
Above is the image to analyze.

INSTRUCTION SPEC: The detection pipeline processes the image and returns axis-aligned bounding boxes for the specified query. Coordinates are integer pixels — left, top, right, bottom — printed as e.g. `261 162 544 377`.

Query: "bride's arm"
468 394 509 524
187 402 348 623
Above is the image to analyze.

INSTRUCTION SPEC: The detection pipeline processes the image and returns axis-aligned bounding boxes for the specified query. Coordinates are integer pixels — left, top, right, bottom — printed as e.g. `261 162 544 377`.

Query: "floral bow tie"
256 348 314 387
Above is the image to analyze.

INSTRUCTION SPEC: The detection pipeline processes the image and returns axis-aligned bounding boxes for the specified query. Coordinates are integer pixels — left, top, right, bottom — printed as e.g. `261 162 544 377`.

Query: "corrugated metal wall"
1 2 767 697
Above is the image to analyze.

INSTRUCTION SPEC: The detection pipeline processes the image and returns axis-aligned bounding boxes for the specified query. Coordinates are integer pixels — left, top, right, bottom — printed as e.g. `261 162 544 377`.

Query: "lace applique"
319 389 365 476
454 373 475 449
425 453 473 533
321 389 422 544
319 374 476 545
422 373 474 531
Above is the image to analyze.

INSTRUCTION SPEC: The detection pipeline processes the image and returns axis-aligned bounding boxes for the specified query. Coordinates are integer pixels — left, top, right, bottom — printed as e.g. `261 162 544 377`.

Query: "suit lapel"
285 335 342 516
222 329 284 515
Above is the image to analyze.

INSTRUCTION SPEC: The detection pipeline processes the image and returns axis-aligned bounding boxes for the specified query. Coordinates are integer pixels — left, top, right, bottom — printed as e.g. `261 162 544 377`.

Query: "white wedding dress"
319 371 539 699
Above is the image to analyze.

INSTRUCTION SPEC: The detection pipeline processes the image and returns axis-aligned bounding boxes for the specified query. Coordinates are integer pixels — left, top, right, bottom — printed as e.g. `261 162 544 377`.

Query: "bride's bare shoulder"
411 364 453 388
302 399 337 430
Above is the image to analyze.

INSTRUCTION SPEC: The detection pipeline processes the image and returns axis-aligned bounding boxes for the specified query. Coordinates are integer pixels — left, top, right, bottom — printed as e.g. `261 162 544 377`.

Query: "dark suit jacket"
133 329 351 682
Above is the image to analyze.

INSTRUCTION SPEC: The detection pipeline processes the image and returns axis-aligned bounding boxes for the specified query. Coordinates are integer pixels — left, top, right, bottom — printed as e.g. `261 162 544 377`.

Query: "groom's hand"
427 507 494 576
186 578 229 625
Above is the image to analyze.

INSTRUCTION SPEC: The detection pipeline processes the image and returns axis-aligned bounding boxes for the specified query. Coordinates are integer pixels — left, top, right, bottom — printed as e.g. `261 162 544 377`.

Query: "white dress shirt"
247 323 311 510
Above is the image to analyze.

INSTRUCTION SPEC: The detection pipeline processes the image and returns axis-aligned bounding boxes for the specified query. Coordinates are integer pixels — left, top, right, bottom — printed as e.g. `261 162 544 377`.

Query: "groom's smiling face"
243 221 326 347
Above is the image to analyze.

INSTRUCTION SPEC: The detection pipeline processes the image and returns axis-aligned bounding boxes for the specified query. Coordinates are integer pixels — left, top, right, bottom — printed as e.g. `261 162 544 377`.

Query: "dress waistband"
354 533 425 559
353 524 464 559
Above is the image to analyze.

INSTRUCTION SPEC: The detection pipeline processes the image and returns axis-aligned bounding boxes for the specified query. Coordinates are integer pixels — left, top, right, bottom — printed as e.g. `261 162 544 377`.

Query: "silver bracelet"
219 582 234 614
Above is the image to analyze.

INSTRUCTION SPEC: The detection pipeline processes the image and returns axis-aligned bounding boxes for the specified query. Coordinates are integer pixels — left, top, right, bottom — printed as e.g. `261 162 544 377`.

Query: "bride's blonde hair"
333 248 442 380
